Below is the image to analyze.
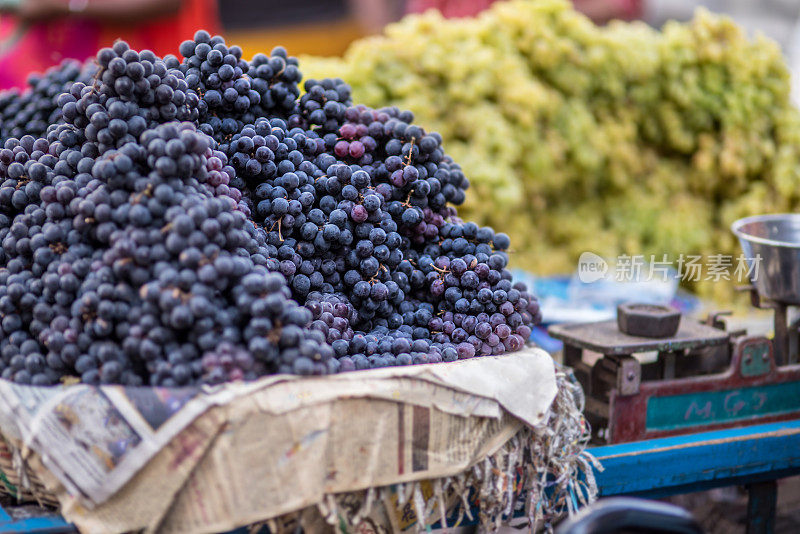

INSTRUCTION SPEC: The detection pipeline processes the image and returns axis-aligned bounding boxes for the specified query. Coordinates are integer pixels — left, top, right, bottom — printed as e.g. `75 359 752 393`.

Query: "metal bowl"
731 214 800 304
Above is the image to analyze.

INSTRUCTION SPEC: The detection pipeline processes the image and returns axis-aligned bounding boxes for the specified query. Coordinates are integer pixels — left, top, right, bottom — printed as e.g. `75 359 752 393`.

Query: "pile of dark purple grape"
0 31 541 387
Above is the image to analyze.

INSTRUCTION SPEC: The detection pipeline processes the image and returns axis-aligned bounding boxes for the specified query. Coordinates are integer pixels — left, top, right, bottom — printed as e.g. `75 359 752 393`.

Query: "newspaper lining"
0 348 561 533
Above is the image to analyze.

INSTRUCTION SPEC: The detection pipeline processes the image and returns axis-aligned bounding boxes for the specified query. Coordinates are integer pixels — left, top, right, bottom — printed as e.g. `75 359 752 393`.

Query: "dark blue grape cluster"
177 31 301 143
0 60 98 143
293 78 351 132
0 119 334 386
62 40 200 157
0 31 540 386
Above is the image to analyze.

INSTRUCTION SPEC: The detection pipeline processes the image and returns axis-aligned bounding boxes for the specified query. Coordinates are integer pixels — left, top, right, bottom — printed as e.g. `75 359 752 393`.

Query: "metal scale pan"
733 214 800 365
733 214 800 306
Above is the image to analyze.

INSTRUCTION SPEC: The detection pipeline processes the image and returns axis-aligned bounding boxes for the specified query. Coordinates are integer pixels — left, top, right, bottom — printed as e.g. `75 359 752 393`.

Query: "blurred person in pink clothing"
0 0 220 89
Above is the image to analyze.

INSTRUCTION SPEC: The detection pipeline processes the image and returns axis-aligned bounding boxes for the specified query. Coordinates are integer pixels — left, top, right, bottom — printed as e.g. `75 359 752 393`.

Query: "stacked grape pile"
0 32 540 387
300 0 800 300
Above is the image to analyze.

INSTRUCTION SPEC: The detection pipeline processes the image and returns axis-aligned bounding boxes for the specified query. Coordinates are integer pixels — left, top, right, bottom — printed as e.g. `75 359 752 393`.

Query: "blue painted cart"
4 419 799 533
592 419 800 499
593 419 800 533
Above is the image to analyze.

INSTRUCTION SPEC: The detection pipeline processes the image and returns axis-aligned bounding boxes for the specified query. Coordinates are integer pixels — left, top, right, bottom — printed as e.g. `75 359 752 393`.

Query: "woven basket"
0 436 59 507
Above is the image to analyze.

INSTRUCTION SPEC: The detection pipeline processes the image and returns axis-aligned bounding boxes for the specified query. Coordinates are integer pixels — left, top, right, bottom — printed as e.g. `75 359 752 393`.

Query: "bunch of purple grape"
0 30 540 387
0 60 99 144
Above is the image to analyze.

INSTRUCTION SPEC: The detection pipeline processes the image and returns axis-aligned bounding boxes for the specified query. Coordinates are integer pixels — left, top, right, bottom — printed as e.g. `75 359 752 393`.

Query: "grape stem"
269 217 284 241
404 137 416 167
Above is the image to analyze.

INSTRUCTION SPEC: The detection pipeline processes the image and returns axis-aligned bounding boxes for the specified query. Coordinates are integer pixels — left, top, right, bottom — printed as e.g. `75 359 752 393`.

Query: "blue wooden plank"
591 419 800 497
0 516 75 533
0 502 12 522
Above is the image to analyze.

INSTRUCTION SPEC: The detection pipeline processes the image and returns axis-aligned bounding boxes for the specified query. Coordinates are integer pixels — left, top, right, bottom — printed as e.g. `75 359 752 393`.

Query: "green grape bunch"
301 0 800 300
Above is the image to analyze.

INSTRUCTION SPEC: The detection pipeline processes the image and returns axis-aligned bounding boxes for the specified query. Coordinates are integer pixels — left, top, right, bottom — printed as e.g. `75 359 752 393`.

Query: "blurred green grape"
301 0 800 299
